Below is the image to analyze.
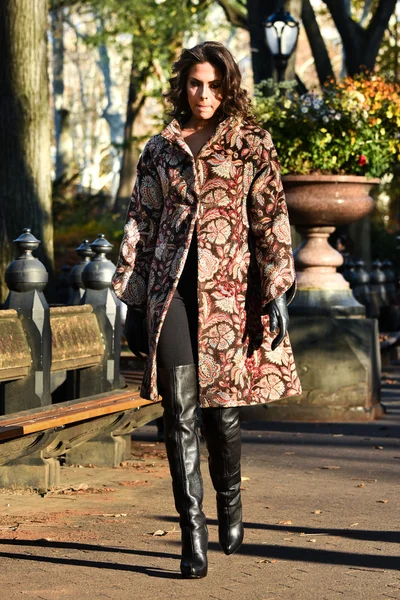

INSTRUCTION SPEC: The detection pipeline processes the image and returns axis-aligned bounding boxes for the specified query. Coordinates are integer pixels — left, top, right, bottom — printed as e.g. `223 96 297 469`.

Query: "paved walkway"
0 368 399 600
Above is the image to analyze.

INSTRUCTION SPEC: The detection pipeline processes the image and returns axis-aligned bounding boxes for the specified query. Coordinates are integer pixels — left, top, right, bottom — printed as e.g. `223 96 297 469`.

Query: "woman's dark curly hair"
164 41 255 124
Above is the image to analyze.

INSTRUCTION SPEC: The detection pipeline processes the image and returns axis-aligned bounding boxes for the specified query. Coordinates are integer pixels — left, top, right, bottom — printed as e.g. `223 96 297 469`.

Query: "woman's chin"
193 108 215 120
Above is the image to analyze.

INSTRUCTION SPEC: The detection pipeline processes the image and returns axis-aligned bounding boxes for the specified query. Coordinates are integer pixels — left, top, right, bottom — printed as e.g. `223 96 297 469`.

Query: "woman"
112 41 302 579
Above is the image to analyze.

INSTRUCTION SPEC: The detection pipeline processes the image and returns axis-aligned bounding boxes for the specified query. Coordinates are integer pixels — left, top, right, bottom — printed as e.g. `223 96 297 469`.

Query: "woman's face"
186 62 223 121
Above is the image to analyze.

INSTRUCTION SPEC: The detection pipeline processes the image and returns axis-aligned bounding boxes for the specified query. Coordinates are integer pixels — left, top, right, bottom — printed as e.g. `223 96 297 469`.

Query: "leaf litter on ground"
150 527 178 537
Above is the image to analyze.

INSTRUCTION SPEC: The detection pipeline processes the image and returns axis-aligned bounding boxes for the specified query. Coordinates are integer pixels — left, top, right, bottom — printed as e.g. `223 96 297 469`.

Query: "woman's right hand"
123 307 149 360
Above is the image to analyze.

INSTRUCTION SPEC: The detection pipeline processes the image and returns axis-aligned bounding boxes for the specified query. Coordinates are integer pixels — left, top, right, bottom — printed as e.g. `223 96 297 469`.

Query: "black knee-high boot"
158 364 208 579
201 407 244 555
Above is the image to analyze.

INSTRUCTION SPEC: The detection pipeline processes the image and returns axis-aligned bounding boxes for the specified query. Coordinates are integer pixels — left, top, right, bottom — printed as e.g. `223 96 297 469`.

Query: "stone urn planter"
247 174 385 422
282 174 380 315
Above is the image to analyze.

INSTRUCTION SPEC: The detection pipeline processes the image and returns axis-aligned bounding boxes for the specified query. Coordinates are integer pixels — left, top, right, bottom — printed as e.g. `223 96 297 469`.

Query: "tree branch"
216 0 248 28
323 0 368 74
302 0 334 85
364 0 397 69
360 0 374 26
49 0 80 9
324 0 396 74
323 0 364 44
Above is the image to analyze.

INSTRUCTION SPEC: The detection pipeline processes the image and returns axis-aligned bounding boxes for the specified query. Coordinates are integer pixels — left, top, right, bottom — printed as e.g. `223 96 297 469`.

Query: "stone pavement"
0 368 399 600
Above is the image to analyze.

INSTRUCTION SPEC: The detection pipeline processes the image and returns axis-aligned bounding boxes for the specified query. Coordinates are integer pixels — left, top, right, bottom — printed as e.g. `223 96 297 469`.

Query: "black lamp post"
264 8 300 82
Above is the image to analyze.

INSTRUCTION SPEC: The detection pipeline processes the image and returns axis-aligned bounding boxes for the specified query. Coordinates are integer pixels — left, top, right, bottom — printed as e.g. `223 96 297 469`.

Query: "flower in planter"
254 75 400 179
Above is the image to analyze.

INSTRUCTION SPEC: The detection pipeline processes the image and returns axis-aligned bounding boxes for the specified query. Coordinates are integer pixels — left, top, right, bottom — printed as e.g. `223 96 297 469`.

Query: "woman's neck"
182 115 219 132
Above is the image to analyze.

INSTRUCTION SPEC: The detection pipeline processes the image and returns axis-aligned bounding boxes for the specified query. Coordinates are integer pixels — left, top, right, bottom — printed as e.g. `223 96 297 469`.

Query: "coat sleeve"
248 134 296 308
112 142 163 309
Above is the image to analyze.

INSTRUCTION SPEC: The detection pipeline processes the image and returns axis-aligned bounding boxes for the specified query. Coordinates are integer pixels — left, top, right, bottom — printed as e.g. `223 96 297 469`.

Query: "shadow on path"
157 516 399 545
242 522 400 544
164 539 399 571
231 542 400 571
0 539 181 578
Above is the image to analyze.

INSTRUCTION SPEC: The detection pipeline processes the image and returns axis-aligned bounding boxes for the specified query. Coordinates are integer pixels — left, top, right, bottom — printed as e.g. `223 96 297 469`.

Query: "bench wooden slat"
0 391 145 428
0 389 156 442
0 386 141 426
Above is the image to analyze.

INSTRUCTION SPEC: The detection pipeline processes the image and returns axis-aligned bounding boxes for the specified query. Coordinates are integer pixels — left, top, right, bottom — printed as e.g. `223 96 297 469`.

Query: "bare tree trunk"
113 48 152 216
96 18 124 208
51 6 65 179
302 0 334 86
0 0 53 303
284 0 302 81
246 0 279 84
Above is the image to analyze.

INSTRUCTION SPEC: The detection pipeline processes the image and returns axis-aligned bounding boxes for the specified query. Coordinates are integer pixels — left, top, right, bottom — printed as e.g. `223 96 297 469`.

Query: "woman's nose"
199 85 209 98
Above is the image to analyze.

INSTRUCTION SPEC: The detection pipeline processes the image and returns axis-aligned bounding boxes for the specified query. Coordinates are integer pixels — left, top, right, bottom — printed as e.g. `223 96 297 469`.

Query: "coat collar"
159 115 242 148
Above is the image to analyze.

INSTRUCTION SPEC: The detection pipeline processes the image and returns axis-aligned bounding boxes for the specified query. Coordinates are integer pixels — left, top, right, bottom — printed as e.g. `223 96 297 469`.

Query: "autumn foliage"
254 75 400 179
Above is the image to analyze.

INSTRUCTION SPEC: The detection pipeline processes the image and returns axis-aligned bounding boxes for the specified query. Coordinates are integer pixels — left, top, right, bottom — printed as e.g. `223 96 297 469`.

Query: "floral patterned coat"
112 115 302 407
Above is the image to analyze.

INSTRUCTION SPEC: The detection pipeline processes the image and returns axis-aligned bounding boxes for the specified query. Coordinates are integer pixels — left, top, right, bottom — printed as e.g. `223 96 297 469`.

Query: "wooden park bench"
0 381 161 490
0 305 161 491
0 230 162 491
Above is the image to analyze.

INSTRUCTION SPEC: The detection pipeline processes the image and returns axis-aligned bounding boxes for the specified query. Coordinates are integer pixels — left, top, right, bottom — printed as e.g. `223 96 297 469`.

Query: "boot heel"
181 525 208 579
180 554 208 578
180 524 208 578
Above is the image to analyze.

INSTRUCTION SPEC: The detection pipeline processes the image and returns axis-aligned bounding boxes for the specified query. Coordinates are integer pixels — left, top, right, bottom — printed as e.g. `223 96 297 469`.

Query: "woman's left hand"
263 294 289 351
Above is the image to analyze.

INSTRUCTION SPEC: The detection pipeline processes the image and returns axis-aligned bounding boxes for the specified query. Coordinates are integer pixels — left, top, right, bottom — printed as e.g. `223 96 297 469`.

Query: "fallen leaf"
308 539 317 543
279 520 293 525
313 509 322 514
241 476 251 481
376 499 389 503
357 483 365 488
373 446 384 450
257 559 277 564
152 529 167 536
101 513 127 518
77 483 89 491
349 523 359 527
284 537 293 541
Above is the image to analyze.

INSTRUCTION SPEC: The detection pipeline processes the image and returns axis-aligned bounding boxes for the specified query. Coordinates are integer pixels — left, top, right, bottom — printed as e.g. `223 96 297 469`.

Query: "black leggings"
157 287 198 368
157 232 198 369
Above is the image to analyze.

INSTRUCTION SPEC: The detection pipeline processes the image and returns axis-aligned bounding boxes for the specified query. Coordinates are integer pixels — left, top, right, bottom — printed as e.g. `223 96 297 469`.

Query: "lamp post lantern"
264 8 300 82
